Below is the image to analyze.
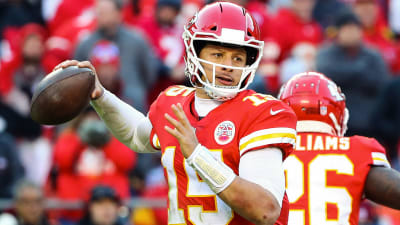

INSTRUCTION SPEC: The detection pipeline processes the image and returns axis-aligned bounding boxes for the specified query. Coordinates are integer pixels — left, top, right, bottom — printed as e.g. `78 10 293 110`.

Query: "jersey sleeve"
148 89 164 151
148 85 193 151
238 100 297 158
354 135 391 168
149 129 161 150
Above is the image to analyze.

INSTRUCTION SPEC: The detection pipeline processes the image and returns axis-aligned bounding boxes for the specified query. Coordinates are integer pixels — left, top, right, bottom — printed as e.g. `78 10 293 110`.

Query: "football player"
56 2 297 225
279 72 400 225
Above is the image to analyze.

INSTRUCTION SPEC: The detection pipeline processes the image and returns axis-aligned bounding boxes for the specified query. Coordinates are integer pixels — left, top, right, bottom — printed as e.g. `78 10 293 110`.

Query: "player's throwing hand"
53 60 104 100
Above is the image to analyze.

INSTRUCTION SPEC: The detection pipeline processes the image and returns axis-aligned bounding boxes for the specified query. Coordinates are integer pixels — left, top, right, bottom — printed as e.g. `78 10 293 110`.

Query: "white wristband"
186 144 236 193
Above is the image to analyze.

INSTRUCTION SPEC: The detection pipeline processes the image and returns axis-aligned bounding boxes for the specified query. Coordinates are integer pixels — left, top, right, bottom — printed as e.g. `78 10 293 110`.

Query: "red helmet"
183 2 264 101
278 72 349 136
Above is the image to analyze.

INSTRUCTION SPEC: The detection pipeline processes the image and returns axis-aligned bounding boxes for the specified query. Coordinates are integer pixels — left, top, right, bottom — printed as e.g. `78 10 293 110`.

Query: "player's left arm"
164 103 290 225
365 166 400 209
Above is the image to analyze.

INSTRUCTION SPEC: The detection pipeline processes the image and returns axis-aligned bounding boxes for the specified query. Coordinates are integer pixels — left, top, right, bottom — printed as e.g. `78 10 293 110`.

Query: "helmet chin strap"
203 85 238 101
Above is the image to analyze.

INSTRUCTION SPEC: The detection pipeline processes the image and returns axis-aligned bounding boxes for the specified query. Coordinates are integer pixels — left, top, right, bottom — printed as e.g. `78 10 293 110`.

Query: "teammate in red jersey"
55 2 297 225
279 71 400 225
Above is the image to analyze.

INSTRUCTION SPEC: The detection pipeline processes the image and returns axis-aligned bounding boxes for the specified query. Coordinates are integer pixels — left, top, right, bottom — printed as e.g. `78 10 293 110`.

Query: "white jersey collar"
194 94 222 117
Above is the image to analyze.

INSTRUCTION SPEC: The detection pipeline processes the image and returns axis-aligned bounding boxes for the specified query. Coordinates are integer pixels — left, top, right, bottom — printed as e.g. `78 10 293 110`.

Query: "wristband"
186 144 236 193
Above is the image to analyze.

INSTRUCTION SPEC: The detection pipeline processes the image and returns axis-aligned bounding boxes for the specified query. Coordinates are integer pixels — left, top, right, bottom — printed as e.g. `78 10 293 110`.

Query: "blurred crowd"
0 0 400 224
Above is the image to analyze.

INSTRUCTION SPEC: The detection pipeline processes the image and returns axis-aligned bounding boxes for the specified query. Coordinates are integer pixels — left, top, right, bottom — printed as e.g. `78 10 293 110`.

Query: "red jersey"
284 132 391 225
148 85 297 225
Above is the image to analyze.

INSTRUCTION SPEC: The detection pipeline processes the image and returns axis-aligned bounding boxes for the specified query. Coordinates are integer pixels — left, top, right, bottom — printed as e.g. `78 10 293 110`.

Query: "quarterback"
279 72 400 225
56 2 297 225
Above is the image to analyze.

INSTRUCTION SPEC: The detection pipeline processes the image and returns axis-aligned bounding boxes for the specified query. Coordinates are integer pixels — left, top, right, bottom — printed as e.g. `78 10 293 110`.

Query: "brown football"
30 66 95 125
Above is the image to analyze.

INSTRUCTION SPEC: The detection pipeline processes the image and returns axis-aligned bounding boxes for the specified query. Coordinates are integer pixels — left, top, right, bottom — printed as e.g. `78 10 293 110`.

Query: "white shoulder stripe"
239 128 296 146
371 152 391 168
239 128 296 156
240 137 296 156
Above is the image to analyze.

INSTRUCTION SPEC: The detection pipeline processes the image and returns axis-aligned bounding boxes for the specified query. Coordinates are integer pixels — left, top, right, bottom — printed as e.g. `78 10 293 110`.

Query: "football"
30 66 95 125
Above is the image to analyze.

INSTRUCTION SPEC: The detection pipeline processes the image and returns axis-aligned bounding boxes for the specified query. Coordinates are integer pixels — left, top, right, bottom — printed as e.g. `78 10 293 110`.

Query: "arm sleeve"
90 90 158 153
239 147 285 207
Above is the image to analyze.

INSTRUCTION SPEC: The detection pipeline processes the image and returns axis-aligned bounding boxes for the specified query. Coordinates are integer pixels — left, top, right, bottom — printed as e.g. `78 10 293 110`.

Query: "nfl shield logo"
320 106 327 116
214 121 235 145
